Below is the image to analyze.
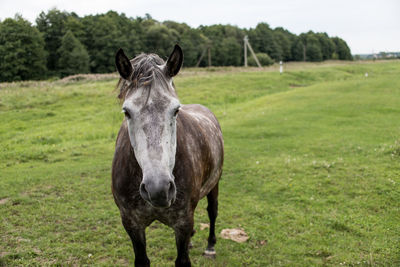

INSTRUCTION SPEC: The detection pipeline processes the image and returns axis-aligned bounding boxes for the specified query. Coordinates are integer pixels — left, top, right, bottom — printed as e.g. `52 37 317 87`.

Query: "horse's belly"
199 167 222 199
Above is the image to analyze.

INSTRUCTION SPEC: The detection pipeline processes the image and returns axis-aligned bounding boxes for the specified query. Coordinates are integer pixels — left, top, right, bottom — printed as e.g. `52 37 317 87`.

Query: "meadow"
0 61 399 266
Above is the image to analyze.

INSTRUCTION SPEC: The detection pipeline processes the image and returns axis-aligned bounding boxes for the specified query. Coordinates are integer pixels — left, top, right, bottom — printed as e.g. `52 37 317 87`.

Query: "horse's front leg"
121 217 150 267
174 218 194 267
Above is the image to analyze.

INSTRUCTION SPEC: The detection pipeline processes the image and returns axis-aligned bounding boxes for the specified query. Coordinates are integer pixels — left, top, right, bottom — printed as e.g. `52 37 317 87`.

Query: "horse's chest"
124 202 189 228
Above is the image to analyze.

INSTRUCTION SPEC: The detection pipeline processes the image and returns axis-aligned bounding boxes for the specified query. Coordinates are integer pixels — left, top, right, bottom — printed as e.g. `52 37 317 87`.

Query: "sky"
0 0 399 55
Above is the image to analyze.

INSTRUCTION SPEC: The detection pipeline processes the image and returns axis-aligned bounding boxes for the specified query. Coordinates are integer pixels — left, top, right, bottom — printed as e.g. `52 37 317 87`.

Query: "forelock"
116 53 174 101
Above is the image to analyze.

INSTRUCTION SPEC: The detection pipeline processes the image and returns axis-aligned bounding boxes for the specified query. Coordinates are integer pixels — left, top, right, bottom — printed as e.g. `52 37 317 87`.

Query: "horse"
111 45 224 267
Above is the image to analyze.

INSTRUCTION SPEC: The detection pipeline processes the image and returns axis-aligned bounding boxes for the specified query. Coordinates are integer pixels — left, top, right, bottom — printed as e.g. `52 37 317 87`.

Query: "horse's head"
115 45 183 208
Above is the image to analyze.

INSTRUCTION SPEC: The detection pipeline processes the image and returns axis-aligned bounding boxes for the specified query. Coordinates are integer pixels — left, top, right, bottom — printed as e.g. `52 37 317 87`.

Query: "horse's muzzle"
139 176 176 208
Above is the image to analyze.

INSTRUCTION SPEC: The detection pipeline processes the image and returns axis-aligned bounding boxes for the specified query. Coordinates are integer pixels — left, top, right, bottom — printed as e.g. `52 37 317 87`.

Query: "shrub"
248 53 274 67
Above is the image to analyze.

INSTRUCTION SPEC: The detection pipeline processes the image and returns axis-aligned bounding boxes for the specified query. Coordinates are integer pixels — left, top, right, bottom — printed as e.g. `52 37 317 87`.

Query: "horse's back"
181 104 221 131
176 104 224 199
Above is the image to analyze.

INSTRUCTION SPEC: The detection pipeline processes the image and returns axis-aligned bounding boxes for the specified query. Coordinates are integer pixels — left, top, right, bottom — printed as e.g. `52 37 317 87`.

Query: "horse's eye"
122 109 131 119
174 107 180 117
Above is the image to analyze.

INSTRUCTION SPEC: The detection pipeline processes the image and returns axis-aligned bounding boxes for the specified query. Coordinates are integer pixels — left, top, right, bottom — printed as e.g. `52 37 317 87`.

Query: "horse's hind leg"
204 182 219 258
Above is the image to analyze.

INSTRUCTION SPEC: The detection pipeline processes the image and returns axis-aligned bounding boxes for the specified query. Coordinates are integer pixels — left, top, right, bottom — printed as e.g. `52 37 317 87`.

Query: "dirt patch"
0 251 10 257
220 228 249 243
59 73 119 83
289 83 306 88
0 198 9 205
16 237 31 243
0 73 119 89
200 223 209 230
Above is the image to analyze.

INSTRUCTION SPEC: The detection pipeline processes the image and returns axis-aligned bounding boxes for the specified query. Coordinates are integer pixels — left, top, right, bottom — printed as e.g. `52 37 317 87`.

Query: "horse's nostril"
168 181 176 197
140 183 149 197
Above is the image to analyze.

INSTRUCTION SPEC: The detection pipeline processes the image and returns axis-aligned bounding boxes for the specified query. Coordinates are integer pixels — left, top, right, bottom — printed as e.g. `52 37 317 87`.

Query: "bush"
248 53 274 67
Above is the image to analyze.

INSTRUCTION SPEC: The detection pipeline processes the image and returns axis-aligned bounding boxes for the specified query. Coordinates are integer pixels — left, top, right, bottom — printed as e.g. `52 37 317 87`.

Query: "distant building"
354 52 400 60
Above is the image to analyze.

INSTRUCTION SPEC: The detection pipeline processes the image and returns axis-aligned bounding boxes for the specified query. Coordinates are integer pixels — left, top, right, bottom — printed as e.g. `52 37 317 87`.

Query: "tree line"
0 9 353 82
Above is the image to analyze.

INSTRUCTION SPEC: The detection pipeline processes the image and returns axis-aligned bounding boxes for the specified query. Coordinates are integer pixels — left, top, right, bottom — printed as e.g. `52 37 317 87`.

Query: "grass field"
1 60 399 266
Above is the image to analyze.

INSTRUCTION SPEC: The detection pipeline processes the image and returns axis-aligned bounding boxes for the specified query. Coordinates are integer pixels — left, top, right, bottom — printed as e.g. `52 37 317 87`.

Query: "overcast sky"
0 0 399 54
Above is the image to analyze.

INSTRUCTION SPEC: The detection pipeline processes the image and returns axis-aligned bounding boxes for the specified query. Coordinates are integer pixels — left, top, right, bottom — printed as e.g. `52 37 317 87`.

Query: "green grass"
1 61 400 266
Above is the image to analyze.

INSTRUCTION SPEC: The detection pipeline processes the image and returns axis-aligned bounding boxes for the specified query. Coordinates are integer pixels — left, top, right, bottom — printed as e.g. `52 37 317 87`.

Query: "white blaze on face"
122 85 181 179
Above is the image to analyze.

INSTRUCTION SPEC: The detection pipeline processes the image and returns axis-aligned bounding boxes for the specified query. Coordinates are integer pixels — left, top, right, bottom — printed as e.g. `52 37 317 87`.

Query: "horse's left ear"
166 44 183 77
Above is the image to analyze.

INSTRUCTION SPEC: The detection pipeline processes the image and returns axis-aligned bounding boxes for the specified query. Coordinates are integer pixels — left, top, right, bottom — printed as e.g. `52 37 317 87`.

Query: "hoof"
203 248 216 259
188 241 193 249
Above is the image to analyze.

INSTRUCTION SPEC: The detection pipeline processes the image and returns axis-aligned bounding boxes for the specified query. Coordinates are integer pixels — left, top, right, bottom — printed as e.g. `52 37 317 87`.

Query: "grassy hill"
1 61 399 266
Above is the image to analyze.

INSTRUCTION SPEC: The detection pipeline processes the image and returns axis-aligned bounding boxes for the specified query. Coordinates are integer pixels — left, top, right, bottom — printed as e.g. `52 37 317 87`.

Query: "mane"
116 53 175 101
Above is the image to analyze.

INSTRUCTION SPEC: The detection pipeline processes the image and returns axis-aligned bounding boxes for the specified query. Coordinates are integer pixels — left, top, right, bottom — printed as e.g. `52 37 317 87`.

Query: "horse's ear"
115 48 133 80
166 44 183 77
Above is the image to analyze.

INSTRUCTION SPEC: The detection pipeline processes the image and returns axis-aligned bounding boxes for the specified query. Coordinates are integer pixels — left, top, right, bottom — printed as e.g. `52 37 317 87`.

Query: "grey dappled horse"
112 45 224 267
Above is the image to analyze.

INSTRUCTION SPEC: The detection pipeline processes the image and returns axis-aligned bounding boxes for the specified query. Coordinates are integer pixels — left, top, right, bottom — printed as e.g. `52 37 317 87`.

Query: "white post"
279 61 283 75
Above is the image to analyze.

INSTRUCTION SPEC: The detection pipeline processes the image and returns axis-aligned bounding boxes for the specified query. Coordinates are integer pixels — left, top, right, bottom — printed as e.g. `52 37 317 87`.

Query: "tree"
274 27 296 61
36 8 69 73
292 32 324 62
81 13 129 73
220 37 241 66
291 37 305 61
110 12 142 58
306 43 323 62
199 24 244 66
306 33 323 62
163 21 191 35
332 37 352 60
274 31 292 61
0 15 47 82
316 33 335 60
65 14 85 42
179 29 208 67
198 24 226 66
144 24 178 58
249 23 282 61
57 30 90 77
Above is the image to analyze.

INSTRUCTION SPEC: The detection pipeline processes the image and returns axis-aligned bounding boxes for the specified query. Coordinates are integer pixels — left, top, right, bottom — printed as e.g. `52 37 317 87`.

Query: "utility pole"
302 43 306 62
207 46 211 67
244 35 261 68
196 43 212 67
195 46 207 67
244 36 248 67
